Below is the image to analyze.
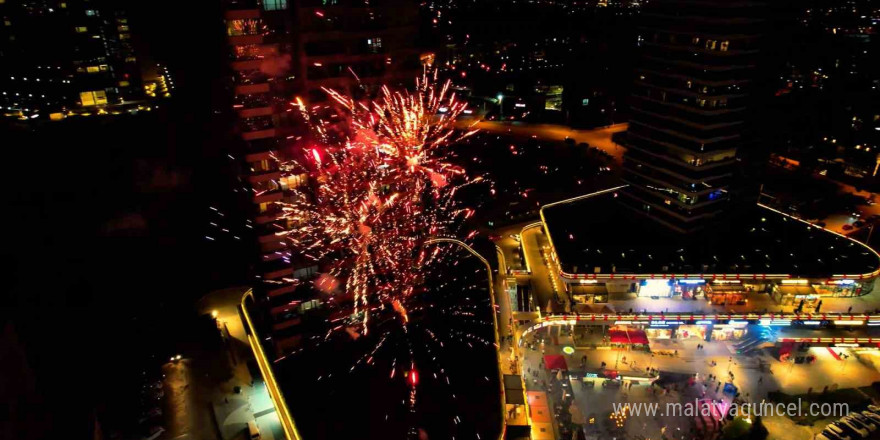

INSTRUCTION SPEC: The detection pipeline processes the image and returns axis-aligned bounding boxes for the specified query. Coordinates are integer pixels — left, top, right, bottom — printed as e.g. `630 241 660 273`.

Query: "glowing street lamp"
497 94 504 120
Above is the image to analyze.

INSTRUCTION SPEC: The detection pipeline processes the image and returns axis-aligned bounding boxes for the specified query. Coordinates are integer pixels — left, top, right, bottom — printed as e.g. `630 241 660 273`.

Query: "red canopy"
779 341 795 357
544 355 568 370
608 328 649 345
628 329 649 345
608 329 628 344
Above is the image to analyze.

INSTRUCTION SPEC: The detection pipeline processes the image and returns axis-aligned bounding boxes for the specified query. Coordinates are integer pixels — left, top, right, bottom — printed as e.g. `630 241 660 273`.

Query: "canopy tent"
608 329 629 344
608 328 649 345
544 354 568 371
628 329 649 345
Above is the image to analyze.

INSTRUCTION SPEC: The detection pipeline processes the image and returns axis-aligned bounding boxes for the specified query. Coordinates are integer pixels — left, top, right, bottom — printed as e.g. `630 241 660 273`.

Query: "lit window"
75 26 88 33
125 56 137 63
86 65 100 73
705 40 716 50
4 20 10 26
119 33 130 39
720 41 729 51
263 0 287 11
367 37 382 53
80 90 107 106
691 36 700 45
119 80 130 87
85 9 97 16
118 25 129 32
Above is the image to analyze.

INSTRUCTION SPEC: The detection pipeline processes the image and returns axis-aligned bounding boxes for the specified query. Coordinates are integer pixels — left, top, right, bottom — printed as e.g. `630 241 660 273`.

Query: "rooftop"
541 187 880 280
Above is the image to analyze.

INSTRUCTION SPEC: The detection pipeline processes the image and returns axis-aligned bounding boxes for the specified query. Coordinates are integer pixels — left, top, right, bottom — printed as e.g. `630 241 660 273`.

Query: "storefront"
674 279 706 299
637 279 672 298
645 326 673 339
570 282 608 304
772 281 818 305
706 281 747 305
711 321 747 341
675 324 709 340
813 279 874 298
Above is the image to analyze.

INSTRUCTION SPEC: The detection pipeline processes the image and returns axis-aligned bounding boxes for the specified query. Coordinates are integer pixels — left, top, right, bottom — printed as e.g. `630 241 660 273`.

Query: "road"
458 119 628 162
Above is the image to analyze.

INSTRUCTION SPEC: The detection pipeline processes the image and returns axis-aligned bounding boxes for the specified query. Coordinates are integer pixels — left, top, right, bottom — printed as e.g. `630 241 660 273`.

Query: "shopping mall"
539 188 880 308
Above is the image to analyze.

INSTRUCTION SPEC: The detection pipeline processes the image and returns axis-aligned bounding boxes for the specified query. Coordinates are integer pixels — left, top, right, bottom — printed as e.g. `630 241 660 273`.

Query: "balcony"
262 260 293 280
225 9 261 20
234 83 270 95
228 34 264 46
266 282 297 298
245 150 273 163
238 106 273 118
253 190 282 204
242 128 276 141
248 170 281 184
231 59 264 71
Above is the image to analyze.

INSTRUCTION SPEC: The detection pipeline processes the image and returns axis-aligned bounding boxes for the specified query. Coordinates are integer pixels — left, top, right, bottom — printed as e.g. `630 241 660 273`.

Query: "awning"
628 329 649 345
708 285 746 293
543 354 568 370
608 328 648 345
608 329 628 344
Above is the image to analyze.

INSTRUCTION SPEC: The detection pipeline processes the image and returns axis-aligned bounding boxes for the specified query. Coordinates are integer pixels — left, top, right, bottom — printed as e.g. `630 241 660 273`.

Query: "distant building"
222 0 424 355
622 0 767 233
0 0 143 117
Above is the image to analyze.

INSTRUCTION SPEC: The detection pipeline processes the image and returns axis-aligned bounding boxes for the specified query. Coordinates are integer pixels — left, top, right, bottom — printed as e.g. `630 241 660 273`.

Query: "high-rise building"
222 0 423 355
621 0 767 233
0 0 143 117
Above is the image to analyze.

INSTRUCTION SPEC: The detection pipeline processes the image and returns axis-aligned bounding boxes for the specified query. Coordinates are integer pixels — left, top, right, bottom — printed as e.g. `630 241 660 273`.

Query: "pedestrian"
848 306 853 314
758 376 763 384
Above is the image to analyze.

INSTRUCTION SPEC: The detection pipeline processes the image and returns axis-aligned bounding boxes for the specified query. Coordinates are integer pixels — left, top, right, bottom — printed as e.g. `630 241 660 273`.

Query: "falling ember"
273 70 481 332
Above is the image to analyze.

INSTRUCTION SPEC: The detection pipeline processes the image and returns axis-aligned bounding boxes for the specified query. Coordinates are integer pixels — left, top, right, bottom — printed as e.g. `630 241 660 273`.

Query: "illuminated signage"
833 320 864 326
677 279 705 285
695 320 713 325
781 279 809 285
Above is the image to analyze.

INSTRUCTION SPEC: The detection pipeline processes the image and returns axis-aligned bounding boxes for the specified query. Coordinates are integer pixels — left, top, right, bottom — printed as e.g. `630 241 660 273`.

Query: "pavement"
519 325 880 440
150 287 284 440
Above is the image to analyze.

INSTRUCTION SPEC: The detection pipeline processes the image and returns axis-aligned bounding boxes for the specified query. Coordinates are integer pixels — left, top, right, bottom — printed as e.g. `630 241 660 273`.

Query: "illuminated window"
4 20 10 26
367 37 382 53
119 80 130 87
80 90 107 106
691 36 700 45
263 0 287 11
705 40 716 50
119 33 130 39
125 56 137 63
720 41 729 51
86 65 100 73
75 26 88 33
118 25 129 32
85 9 96 16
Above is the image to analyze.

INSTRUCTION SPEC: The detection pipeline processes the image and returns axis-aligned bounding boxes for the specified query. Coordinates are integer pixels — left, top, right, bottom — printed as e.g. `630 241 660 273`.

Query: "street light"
497 94 504 120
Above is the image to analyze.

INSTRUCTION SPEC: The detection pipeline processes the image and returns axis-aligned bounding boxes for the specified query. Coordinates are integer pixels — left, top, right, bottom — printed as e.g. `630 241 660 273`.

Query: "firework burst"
273 71 480 333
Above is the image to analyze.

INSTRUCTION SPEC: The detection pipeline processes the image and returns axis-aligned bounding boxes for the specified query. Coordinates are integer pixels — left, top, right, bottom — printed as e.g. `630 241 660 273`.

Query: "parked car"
854 220 866 228
843 224 854 231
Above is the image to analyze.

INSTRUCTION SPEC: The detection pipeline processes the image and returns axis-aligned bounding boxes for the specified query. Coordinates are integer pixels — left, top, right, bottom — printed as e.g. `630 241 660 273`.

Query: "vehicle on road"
854 221 866 228
843 224 854 231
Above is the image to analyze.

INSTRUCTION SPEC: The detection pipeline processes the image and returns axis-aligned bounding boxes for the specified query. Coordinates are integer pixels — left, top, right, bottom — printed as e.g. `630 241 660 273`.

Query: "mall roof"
540 188 880 280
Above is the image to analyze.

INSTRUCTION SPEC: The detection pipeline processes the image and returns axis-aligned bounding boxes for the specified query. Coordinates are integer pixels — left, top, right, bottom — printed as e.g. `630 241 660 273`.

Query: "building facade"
0 0 143 117
622 0 766 233
222 0 423 355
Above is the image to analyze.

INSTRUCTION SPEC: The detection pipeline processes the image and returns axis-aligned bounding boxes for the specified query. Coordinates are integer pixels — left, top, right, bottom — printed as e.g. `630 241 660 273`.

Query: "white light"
834 320 863 326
